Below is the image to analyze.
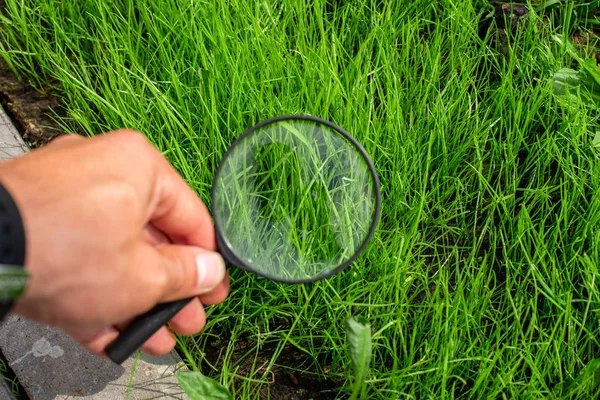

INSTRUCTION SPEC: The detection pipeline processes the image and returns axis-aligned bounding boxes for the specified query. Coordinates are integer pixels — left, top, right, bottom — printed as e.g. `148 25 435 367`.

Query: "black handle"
105 297 193 364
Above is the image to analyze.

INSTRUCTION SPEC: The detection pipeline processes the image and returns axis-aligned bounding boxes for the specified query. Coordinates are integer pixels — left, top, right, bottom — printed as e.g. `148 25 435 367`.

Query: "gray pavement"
0 104 189 399
0 106 27 158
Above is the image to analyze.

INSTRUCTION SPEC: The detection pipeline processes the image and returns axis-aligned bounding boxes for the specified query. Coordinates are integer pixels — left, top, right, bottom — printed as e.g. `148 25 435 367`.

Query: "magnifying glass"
105 115 381 364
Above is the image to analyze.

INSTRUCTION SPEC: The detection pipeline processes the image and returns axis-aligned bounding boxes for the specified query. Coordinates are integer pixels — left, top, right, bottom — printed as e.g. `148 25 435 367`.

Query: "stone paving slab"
0 315 189 399
0 104 189 399
0 105 28 158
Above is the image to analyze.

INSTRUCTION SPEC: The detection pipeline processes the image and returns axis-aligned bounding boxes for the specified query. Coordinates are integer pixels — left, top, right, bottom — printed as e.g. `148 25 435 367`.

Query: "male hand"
0 130 229 357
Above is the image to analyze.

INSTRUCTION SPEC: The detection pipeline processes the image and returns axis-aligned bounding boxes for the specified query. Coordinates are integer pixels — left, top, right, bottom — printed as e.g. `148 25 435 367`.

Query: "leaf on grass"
175 371 232 400
345 316 372 384
552 68 600 108
553 35 600 107
594 130 600 149
553 68 582 95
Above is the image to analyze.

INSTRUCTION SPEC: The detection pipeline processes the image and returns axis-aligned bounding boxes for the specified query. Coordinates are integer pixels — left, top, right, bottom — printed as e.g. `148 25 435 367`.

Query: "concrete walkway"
0 105 189 399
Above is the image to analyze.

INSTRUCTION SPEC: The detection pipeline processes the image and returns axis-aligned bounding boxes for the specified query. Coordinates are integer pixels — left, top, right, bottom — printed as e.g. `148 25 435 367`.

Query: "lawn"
1 0 599 398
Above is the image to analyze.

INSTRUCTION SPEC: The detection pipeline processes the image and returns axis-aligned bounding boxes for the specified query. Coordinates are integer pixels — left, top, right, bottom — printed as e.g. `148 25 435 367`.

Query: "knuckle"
155 264 173 298
108 130 160 174
169 256 189 295
147 257 183 301
159 250 193 299
113 129 153 154
114 128 145 141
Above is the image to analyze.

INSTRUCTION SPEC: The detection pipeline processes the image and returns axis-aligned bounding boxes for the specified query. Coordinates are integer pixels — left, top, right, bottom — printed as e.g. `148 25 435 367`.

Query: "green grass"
0 359 19 397
0 0 599 398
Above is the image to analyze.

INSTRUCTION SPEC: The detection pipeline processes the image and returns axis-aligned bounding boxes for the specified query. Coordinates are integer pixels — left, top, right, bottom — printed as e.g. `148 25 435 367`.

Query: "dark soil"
198 335 338 400
480 2 600 60
478 3 532 56
0 56 66 148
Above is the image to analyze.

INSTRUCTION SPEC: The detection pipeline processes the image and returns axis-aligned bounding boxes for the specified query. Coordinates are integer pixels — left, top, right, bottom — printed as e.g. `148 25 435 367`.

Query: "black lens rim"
211 114 381 284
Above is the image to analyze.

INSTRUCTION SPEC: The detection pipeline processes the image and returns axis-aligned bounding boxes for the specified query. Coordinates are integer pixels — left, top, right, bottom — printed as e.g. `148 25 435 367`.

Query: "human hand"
0 130 229 357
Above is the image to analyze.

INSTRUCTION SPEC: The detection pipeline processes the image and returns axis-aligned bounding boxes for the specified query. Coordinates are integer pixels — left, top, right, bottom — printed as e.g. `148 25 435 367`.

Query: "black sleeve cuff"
0 181 26 320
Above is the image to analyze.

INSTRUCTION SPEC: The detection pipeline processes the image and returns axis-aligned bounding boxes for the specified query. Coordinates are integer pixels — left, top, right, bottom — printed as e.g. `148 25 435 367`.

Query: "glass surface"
213 119 377 281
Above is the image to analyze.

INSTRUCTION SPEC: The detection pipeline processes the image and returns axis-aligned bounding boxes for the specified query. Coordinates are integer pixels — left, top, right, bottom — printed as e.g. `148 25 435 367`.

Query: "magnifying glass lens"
213 117 378 282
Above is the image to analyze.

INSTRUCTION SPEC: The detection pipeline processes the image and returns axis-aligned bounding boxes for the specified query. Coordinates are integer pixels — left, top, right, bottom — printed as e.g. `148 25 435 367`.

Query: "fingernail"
195 251 226 292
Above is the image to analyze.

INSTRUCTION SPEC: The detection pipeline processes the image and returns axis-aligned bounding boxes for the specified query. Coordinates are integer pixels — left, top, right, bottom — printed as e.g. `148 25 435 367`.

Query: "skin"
0 129 229 357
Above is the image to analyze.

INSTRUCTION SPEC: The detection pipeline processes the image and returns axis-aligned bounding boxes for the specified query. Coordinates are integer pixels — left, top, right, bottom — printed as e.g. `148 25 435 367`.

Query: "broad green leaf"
553 35 600 106
553 68 586 102
594 131 600 149
175 371 232 400
553 68 581 89
553 68 600 108
345 317 372 384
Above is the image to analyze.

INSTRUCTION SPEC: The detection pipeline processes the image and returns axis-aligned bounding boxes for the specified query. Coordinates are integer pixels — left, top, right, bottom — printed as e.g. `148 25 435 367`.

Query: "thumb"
150 244 227 302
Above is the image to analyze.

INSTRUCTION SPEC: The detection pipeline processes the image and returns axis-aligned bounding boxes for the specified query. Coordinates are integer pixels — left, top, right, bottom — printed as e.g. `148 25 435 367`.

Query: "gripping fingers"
199 271 230 305
140 326 176 356
166 297 207 336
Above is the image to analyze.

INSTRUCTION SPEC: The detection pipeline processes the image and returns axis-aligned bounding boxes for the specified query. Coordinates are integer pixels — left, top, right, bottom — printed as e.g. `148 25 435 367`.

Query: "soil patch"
0 0 67 147
0 56 66 148
198 334 338 400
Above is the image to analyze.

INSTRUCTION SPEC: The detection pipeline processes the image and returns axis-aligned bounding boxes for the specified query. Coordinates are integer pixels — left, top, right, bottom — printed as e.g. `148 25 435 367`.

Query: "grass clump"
0 1 599 398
